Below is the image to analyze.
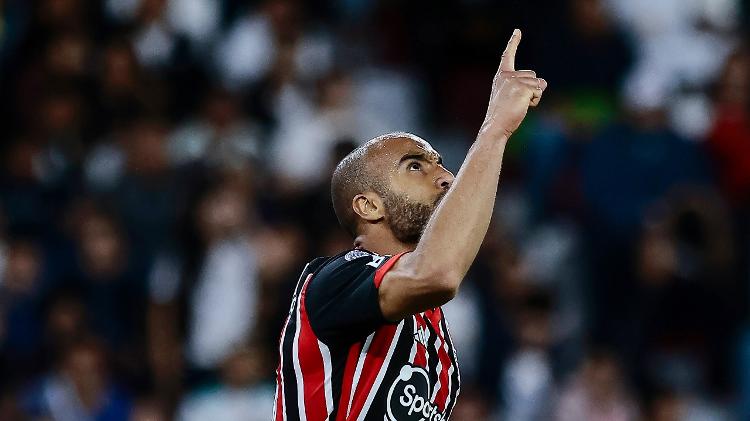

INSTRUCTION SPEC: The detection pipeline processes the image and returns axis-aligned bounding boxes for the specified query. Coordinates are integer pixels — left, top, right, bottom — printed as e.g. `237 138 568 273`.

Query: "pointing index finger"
500 28 521 72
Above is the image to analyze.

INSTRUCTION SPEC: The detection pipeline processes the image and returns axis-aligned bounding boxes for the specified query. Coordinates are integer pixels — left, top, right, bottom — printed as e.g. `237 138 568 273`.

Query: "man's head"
331 132 454 245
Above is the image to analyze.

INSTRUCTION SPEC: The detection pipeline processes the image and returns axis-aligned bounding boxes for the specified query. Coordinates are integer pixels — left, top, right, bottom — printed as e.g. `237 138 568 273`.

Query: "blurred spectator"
176 345 274 421
107 0 221 54
129 398 169 421
498 290 556 421
0 388 25 421
131 0 179 70
449 387 491 421
269 70 361 189
0 239 45 378
0 141 63 234
555 351 639 421
113 117 179 258
632 192 738 405
581 100 711 347
168 87 261 169
582 106 710 241
215 0 332 90
648 388 733 421
90 40 157 137
186 180 259 369
538 0 634 94
22 338 133 421
608 0 739 138
708 47 750 206
148 175 260 382
42 288 87 366
441 278 482 384
252 222 310 350
165 0 221 49
66 202 147 355
0 1 31 63
32 86 87 192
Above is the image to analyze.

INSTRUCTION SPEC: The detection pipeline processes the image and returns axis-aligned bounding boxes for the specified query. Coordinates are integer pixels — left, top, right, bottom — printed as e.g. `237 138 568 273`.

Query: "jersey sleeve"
304 250 406 344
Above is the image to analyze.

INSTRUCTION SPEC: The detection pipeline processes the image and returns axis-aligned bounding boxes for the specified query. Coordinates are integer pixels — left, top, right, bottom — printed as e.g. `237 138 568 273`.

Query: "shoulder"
303 250 397 342
313 249 392 282
301 249 385 298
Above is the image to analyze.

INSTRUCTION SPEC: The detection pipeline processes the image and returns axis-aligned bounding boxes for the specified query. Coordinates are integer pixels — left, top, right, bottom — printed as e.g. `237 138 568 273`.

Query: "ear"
352 192 385 223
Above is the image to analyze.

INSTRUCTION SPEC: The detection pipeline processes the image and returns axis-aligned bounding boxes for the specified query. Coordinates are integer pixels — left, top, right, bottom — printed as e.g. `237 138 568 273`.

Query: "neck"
353 228 414 256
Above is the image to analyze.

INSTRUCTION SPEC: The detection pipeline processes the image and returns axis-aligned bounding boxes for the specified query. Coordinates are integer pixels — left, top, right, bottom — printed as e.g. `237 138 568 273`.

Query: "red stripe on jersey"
297 276 330 421
412 314 428 368
274 382 284 421
428 308 452 411
336 341 363 421
346 323 399 420
274 290 297 421
373 252 407 288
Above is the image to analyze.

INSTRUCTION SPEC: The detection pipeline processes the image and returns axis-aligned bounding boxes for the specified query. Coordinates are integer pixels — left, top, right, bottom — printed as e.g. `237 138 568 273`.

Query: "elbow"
380 264 463 320
416 268 461 302
397 251 464 307
440 273 461 300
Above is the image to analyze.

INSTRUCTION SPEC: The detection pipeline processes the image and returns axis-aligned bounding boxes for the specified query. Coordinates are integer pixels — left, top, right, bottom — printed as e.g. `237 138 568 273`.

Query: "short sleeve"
304 250 405 344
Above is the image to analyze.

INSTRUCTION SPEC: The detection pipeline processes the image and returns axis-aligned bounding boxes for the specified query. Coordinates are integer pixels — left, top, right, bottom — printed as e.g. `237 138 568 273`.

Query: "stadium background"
1 0 750 419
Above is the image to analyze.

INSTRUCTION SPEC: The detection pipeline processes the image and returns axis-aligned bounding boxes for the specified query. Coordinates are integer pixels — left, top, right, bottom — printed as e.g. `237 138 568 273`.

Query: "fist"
479 29 547 140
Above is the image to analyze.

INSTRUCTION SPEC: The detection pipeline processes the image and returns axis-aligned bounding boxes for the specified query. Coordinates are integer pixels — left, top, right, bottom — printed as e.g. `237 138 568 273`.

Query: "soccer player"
274 29 547 421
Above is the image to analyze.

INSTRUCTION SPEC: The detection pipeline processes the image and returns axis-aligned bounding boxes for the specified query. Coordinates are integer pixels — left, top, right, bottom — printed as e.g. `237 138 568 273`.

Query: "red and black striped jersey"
274 249 461 421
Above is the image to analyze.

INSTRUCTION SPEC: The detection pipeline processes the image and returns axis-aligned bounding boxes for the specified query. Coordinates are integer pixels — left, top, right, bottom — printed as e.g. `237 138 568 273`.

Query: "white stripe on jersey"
277 263 311 421
444 317 461 408
408 316 418 364
292 275 312 421
422 314 430 369
357 321 404 421
347 333 374 418
318 339 334 415
430 334 443 402
439 318 454 411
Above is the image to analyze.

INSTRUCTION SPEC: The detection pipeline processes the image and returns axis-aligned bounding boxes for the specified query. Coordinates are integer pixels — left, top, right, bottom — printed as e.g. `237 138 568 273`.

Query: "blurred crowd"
1 0 750 420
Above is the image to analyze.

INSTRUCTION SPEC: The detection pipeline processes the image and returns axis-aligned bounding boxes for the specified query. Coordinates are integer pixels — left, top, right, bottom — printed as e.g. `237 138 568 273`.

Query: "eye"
408 162 422 171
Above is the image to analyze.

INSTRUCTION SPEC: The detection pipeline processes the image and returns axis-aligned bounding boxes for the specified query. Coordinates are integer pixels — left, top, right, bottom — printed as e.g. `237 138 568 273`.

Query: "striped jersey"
274 249 461 421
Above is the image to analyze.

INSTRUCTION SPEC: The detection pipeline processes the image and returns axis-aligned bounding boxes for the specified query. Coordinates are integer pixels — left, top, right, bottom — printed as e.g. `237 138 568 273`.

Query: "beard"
383 190 447 244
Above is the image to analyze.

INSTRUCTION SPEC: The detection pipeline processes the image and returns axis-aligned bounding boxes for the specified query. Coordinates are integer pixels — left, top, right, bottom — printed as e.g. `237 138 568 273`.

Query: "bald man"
274 29 547 421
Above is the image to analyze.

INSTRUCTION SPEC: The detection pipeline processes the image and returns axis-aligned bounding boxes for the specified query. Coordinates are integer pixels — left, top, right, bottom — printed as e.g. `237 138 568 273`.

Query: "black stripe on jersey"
280 265 308 421
281 311 299 421
279 257 330 421
424 313 442 402
326 340 357 420
440 315 461 419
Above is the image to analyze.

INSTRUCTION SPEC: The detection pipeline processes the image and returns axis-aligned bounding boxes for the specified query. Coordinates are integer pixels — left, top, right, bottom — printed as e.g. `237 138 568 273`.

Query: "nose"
436 170 454 191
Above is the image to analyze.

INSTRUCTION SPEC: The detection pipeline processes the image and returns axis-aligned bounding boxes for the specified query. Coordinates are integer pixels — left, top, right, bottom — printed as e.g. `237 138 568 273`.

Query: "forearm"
410 132 508 284
378 29 544 319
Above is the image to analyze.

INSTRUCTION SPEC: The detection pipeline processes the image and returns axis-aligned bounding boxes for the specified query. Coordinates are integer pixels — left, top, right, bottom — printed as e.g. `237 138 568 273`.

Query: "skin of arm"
379 29 548 320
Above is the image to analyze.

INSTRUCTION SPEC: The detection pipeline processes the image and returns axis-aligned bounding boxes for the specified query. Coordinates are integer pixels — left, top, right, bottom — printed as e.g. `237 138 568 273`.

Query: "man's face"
373 136 454 244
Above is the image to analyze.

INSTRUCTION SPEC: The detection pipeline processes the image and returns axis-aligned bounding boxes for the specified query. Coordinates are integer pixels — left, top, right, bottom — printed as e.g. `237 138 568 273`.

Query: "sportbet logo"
386 365 447 421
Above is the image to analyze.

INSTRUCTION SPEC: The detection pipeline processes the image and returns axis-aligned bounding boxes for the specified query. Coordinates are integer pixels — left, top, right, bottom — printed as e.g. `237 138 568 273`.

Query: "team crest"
344 249 373 261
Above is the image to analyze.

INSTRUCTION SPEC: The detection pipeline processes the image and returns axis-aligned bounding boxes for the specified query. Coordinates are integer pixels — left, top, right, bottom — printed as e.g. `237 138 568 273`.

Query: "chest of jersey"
382 310 460 421
340 309 461 421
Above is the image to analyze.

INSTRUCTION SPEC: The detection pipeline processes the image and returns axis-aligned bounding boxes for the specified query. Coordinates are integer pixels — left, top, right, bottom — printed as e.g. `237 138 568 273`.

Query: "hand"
479 29 547 140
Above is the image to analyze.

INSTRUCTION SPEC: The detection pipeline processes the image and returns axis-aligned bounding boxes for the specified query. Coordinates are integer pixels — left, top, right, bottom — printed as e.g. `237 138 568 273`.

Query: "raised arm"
379 29 547 320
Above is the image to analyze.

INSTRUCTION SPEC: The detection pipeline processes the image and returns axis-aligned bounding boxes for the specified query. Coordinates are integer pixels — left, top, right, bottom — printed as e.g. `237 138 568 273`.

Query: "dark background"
1 0 750 419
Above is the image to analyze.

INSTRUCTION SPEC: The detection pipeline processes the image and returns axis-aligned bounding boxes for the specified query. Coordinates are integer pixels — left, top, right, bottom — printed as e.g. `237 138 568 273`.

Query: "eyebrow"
398 152 443 166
